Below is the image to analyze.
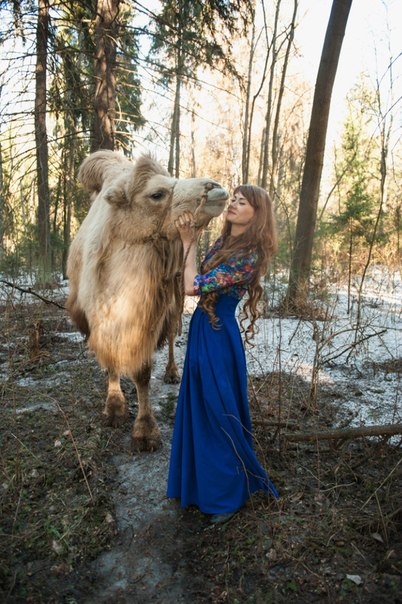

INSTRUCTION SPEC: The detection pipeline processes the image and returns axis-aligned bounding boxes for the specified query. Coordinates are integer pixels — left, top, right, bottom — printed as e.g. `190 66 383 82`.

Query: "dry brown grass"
0 293 401 603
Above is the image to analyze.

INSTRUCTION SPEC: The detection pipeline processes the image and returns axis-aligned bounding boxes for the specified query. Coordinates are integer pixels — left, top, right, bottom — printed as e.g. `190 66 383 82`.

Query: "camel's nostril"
205 182 214 191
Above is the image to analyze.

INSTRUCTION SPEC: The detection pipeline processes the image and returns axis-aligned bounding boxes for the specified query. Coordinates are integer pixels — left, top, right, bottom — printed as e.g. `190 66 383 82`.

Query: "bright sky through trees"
294 0 401 143
132 0 401 168
1 0 400 155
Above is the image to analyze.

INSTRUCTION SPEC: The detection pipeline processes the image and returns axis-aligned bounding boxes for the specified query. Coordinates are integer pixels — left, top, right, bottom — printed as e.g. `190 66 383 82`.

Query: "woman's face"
226 192 255 231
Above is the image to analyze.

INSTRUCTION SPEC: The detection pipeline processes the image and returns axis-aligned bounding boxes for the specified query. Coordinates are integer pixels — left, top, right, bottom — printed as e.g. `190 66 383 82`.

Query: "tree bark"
174 72 181 178
0 140 4 260
35 0 51 276
62 144 74 279
286 0 353 308
91 0 119 152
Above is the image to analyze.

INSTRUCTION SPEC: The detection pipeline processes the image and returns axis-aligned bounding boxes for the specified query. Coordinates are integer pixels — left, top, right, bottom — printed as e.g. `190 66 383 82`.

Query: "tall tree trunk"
0 140 4 260
269 0 298 199
257 127 265 185
62 144 73 279
260 0 281 189
91 0 119 152
249 9 271 184
168 39 183 177
242 8 256 183
174 74 181 178
190 108 196 178
286 0 353 308
168 94 177 176
35 0 51 276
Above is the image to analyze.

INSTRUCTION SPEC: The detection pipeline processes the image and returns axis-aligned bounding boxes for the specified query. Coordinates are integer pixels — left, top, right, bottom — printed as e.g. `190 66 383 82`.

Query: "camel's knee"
134 364 152 387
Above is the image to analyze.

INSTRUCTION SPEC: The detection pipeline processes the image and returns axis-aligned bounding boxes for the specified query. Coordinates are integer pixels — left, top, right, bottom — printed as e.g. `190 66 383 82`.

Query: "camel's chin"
203 202 227 218
207 187 229 204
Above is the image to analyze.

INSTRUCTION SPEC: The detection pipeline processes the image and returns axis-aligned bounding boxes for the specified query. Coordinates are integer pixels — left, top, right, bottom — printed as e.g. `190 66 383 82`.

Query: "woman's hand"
175 211 196 246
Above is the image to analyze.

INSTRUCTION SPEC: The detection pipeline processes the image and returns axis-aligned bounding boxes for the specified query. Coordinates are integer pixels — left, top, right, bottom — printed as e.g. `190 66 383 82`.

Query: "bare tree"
269 0 298 199
35 0 51 276
0 139 3 261
241 1 256 183
150 0 248 178
260 1 281 190
168 26 184 177
252 0 298 191
286 0 353 309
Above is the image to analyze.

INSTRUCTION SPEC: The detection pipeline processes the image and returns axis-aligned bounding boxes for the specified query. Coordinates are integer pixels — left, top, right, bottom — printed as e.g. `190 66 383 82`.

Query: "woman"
167 184 279 525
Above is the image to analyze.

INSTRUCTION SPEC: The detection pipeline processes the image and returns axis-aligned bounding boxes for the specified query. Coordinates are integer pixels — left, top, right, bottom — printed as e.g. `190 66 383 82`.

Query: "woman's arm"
194 253 258 294
175 212 258 296
175 211 199 296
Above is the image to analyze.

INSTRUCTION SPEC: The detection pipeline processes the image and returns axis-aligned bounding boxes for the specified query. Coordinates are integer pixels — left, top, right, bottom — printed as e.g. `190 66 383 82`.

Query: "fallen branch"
283 423 402 442
0 279 66 309
253 419 299 428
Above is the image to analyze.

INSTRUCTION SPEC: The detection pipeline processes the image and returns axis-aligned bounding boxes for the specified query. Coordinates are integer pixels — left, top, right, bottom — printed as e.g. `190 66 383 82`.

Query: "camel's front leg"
104 370 129 427
131 363 162 452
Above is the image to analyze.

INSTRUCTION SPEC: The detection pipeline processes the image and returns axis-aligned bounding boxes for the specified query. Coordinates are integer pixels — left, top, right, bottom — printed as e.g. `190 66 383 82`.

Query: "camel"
66 150 228 451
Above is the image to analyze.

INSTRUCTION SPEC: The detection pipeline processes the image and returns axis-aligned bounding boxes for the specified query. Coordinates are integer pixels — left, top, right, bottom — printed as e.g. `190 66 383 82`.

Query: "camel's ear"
103 185 129 208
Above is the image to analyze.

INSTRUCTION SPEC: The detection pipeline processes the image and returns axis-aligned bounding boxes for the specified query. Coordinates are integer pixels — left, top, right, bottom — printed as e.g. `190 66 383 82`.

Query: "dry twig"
0 279 65 309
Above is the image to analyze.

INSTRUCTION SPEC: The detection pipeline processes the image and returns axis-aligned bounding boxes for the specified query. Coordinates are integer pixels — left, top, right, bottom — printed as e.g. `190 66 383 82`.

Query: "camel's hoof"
103 394 129 428
131 434 162 453
131 416 162 452
163 370 181 385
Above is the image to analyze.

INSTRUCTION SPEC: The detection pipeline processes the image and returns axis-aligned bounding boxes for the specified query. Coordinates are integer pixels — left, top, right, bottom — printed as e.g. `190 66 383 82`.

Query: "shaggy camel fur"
67 150 228 451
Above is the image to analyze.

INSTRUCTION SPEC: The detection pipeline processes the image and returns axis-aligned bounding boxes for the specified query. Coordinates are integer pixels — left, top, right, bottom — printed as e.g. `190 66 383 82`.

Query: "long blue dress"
167 238 278 514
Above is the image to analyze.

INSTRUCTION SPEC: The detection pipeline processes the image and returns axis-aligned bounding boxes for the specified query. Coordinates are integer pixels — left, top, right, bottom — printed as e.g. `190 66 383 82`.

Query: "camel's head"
84 152 228 242
165 177 229 238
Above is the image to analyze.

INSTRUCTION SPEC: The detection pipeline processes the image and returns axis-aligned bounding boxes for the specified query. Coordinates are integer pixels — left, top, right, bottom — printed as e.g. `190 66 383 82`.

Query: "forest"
0 0 401 602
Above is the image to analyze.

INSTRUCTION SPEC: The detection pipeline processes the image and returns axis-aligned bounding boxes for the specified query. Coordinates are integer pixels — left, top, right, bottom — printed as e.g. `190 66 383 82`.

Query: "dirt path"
82 336 215 604
85 430 213 603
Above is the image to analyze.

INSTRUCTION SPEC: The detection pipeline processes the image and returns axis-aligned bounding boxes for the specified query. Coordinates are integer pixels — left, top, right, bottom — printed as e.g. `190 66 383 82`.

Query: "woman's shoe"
210 512 236 525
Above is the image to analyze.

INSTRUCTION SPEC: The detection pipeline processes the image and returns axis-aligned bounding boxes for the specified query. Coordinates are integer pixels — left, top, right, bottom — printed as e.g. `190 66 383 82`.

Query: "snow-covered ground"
2 269 401 429
248 274 402 428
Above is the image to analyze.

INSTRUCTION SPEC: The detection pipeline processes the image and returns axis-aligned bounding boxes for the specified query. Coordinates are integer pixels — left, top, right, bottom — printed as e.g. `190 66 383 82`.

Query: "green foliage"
0 223 38 278
329 180 374 241
0 0 146 277
320 93 379 272
43 0 145 154
149 0 245 81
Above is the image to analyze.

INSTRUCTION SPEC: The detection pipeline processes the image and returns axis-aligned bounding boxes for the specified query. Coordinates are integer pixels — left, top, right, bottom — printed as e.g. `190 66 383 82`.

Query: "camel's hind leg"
131 363 161 452
163 330 180 384
104 370 129 427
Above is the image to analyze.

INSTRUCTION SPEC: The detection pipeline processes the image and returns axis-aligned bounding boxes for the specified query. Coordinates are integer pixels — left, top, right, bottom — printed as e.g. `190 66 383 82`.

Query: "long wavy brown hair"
199 184 277 343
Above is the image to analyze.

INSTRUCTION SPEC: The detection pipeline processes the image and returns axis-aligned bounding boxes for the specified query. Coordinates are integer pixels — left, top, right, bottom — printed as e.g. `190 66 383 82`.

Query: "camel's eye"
150 190 165 201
